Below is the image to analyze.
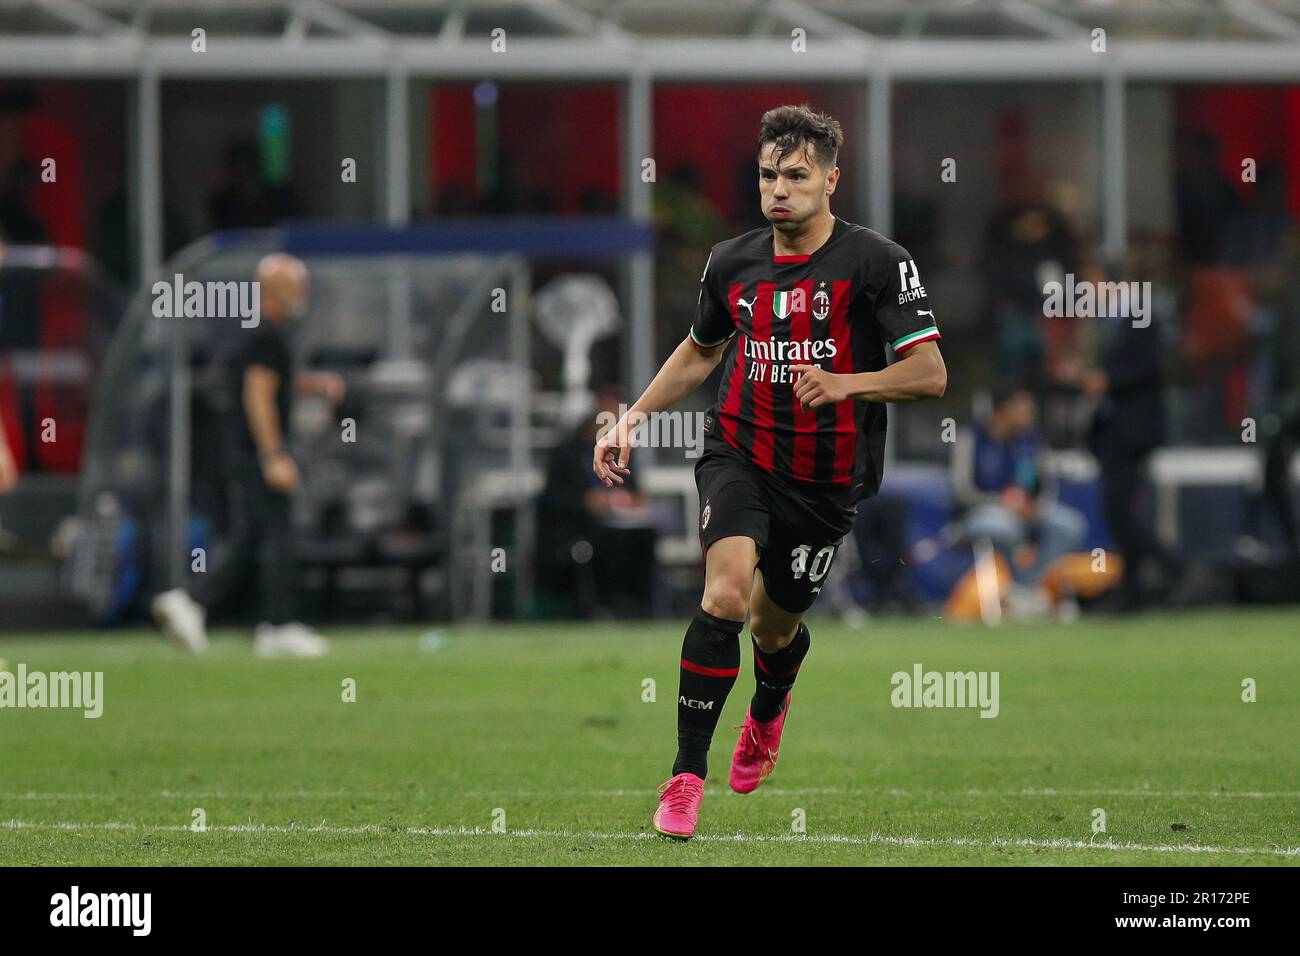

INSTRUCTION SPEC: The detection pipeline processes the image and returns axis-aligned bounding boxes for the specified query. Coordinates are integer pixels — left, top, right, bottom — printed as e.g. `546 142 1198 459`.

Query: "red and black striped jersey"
689 215 941 502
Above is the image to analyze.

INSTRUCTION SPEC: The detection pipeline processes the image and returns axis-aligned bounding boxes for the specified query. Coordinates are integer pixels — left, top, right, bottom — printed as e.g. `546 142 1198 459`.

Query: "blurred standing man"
1239 234 1300 577
153 253 343 656
1084 283 1181 612
594 105 946 839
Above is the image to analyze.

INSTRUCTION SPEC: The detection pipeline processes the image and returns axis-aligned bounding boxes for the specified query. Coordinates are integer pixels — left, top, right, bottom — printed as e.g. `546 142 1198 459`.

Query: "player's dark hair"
757 104 844 172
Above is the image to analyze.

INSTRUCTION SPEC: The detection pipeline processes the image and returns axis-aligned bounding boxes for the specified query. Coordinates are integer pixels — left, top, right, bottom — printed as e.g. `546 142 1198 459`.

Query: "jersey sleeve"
240 326 288 378
875 246 942 355
688 247 736 350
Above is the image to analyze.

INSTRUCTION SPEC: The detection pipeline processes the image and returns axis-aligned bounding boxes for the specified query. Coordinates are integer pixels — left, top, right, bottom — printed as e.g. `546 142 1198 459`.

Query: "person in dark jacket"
537 389 659 618
1084 284 1181 611
1239 225 1300 573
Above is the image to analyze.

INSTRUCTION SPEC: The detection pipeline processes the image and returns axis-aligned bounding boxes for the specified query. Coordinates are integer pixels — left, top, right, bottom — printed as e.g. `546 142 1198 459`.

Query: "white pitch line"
466 786 1300 800
1 819 1297 858
4 786 1300 801
0 790 384 801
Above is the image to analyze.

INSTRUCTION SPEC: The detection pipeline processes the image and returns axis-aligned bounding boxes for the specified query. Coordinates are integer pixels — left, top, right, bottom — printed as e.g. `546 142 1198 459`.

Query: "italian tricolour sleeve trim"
891 326 941 353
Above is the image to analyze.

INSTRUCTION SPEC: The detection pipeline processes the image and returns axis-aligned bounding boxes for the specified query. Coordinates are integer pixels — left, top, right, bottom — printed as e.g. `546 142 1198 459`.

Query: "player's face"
758 142 837 229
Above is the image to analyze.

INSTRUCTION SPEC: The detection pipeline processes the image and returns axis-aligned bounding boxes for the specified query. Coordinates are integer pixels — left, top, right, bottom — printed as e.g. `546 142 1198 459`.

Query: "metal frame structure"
75 216 650 614
4 0 1297 620
3 0 1300 391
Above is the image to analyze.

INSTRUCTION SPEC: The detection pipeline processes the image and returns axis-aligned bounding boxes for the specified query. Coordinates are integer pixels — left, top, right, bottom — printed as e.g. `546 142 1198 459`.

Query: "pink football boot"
729 694 791 793
653 772 705 839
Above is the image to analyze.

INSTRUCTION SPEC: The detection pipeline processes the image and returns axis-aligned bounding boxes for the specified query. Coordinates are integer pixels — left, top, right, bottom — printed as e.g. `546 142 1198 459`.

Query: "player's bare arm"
592 335 725 487
244 364 299 492
790 340 947 409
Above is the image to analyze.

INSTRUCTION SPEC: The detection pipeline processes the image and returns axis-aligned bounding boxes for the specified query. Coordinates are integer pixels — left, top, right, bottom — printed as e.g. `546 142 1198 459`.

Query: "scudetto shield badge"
772 289 794 320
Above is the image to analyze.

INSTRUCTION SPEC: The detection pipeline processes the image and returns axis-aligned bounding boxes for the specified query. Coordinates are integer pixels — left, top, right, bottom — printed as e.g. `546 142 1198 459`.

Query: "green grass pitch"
1 609 1297 866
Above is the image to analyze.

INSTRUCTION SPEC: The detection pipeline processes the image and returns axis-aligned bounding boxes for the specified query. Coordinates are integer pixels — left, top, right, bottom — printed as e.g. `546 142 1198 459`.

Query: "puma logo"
916 309 935 319
737 297 756 317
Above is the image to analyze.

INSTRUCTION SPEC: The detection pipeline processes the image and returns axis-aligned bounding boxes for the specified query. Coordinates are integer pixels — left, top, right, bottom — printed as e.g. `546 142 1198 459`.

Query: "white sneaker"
151 588 209 654
253 622 330 658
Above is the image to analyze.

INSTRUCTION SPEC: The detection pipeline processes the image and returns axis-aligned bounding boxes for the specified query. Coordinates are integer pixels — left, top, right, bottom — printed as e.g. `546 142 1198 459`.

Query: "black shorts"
694 443 858 614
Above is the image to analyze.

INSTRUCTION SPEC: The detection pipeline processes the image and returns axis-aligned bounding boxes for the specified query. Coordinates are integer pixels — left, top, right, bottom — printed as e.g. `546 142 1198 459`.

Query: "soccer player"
593 105 947 839
152 253 342 657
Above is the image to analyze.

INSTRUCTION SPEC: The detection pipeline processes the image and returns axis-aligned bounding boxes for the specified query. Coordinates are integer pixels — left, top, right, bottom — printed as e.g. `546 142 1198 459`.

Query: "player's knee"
750 613 798 652
702 576 750 622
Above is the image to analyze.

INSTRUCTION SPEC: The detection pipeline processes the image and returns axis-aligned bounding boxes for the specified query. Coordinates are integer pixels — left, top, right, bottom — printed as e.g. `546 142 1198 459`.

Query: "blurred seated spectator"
654 165 729 361
951 385 1086 605
1182 268 1252 439
536 388 658 619
476 151 553 215
0 162 48 353
1174 129 1240 267
1222 163 1292 270
0 158 47 244
208 139 301 231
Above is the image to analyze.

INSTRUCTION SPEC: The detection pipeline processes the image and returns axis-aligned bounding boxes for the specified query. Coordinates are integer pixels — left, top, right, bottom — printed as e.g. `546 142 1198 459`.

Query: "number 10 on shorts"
790 544 836 589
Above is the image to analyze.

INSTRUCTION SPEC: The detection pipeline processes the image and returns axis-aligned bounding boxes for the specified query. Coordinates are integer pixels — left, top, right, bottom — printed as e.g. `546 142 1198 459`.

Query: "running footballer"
593 105 947 839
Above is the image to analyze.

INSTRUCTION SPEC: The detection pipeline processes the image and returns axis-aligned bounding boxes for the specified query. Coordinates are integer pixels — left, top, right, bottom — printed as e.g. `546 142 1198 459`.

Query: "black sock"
672 607 743 780
750 622 810 722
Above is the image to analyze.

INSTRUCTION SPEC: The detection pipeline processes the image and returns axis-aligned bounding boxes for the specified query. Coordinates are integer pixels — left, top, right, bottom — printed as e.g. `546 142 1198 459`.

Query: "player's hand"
790 365 850 410
262 452 300 493
592 422 632 488
299 371 346 404
317 372 346 404
1001 486 1035 521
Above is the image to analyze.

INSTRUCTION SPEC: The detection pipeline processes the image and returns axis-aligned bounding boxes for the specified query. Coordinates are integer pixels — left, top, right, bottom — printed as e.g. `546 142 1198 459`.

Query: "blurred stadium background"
2 0 1300 633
